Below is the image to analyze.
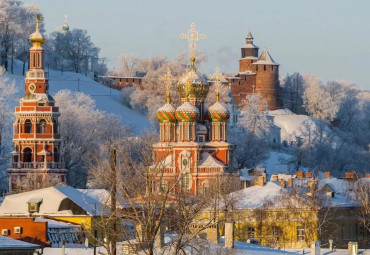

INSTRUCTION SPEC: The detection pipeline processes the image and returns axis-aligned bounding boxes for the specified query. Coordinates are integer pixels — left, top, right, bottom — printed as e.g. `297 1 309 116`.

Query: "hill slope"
5 61 151 134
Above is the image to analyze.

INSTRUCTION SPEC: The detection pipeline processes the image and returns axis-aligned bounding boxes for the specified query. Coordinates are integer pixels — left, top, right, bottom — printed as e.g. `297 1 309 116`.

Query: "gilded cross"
180 23 206 64
209 67 226 97
159 68 173 103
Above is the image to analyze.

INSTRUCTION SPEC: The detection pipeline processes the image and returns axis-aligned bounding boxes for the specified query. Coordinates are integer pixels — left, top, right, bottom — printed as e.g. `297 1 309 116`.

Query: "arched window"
52 119 58 134
54 147 60 162
38 119 46 133
23 148 32 162
32 53 36 68
25 120 32 133
37 53 41 67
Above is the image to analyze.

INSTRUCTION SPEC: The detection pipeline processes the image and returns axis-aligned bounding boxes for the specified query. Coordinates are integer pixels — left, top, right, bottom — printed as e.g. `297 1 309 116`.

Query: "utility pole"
110 148 117 255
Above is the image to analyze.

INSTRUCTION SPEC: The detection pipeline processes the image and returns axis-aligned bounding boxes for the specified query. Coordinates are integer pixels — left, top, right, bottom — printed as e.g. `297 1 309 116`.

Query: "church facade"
229 32 282 110
152 24 234 196
7 14 67 193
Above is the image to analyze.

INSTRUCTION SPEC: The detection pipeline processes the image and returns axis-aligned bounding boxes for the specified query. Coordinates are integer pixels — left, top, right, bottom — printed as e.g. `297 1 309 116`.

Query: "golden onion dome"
177 66 209 100
30 14 45 47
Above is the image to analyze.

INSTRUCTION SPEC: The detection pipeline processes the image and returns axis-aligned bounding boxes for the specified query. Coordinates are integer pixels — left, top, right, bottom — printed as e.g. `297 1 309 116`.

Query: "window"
272 226 282 242
32 53 36 67
220 125 224 140
198 135 204 142
297 226 305 241
52 119 58 134
37 53 41 67
263 65 266 71
181 173 190 190
23 148 32 162
247 227 255 239
38 119 46 133
159 179 168 193
28 202 39 213
25 119 32 133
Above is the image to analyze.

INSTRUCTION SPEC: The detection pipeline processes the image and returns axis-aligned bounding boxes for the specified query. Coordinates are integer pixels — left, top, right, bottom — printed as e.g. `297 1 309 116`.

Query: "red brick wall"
0 218 49 246
254 65 281 110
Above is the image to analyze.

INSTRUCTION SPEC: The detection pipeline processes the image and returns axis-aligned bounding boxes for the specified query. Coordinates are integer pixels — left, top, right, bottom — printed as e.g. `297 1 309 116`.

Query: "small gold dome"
30 14 45 47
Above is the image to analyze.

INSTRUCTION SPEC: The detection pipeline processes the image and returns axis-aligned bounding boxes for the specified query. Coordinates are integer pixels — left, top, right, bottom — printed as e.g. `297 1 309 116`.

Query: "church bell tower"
7 13 67 193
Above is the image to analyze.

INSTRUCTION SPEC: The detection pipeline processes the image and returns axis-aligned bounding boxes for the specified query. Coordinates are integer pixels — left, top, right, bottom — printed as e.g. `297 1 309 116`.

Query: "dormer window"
198 135 205 142
27 197 42 213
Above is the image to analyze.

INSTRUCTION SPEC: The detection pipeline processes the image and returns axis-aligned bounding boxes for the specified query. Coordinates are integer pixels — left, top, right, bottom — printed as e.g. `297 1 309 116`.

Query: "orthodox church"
7 14 67 193
152 24 234 195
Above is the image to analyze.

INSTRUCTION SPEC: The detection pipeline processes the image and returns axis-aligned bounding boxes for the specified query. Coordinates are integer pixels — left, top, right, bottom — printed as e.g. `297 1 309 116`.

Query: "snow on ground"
256 151 310 175
42 244 370 255
5 60 151 134
270 108 332 145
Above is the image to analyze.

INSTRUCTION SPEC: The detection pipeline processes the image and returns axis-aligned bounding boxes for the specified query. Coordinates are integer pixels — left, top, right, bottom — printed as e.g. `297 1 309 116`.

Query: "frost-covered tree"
228 128 268 168
0 0 40 72
54 90 129 188
239 93 271 136
47 28 102 74
0 69 17 188
282 72 306 114
303 75 336 122
116 53 140 77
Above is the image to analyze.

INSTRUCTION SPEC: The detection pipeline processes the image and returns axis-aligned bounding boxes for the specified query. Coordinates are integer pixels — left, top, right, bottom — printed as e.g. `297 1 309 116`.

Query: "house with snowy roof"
0 235 41 255
0 186 107 236
208 172 369 249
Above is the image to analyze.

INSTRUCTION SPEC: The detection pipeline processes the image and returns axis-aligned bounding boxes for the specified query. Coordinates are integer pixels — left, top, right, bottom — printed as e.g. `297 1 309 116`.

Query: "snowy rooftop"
34 218 80 229
198 152 226 168
77 188 111 206
0 186 105 216
0 236 41 249
233 182 285 209
253 48 278 65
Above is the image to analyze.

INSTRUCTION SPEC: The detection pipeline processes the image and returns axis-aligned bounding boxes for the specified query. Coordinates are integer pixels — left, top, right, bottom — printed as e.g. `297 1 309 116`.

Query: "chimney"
256 176 264 186
280 180 286 188
345 172 355 179
288 178 293 187
325 172 331 178
305 172 313 178
296 171 304 178
271 174 278 182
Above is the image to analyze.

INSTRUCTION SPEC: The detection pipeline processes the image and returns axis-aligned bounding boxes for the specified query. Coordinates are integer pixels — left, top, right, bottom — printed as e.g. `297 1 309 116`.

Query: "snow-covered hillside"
270 108 332 145
5 61 151 134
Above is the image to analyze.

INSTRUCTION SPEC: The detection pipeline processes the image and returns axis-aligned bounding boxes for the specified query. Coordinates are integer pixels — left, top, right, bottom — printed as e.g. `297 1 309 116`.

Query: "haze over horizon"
23 0 370 90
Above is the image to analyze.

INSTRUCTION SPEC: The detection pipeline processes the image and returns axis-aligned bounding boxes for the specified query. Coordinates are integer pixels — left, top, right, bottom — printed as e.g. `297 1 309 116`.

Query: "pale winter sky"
24 0 370 90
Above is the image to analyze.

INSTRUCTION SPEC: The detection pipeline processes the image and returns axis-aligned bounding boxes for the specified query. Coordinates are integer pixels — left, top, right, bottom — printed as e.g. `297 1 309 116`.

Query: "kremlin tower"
229 31 282 110
7 14 67 193
152 24 234 195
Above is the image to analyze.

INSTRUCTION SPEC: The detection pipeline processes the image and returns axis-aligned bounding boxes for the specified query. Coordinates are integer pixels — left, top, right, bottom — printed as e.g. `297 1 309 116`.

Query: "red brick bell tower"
7 14 67 193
